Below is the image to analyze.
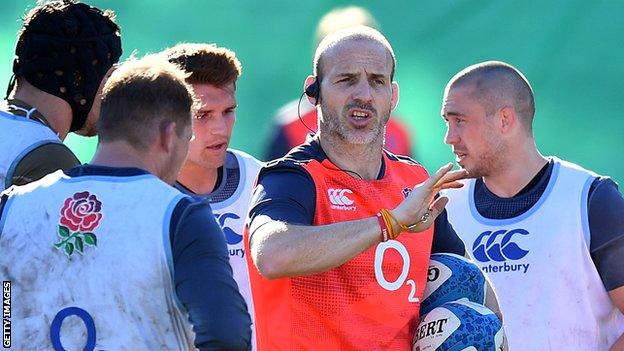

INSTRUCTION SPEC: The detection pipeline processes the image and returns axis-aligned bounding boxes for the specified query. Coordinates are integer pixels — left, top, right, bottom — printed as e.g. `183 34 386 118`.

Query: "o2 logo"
215 213 242 245
472 229 530 263
374 241 419 303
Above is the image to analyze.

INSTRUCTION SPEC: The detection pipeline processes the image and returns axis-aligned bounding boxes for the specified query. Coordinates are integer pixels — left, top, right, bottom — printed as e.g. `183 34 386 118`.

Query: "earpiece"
304 77 320 105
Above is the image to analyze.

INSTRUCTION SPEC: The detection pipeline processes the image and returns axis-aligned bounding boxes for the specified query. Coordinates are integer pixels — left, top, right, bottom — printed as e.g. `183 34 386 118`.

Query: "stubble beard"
319 104 390 146
466 134 508 179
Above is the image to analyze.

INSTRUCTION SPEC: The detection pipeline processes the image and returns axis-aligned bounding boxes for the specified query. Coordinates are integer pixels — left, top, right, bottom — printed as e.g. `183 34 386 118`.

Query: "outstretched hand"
391 163 468 233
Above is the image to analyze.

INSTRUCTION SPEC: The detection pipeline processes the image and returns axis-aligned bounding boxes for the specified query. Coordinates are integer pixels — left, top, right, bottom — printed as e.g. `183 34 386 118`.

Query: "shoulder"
227 149 263 169
384 150 428 178
384 151 422 167
7 139 77 187
9 170 68 196
170 197 219 233
262 141 322 176
588 177 622 221
553 157 601 180
16 142 79 169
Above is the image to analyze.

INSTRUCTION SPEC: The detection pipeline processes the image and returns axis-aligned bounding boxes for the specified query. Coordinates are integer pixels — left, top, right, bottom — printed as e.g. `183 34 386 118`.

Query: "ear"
391 81 400 111
304 75 318 106
159 121 177 153
499 106 516 133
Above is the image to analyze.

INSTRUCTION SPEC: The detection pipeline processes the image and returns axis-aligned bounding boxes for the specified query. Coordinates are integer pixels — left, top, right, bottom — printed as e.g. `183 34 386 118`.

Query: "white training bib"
444 158 624 350
0 110 62 190
0 171 195 350
211 149 262 350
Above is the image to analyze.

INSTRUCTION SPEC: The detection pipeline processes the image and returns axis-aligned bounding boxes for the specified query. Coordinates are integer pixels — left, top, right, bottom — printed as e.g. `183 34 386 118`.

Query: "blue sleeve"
588 178 624 291
264 126 292 161
170 197 252 350
431 209 466 255
247 165 316 226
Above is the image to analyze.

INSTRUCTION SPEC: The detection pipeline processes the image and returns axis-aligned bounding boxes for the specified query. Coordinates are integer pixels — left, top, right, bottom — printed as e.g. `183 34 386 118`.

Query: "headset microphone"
304 77 320 105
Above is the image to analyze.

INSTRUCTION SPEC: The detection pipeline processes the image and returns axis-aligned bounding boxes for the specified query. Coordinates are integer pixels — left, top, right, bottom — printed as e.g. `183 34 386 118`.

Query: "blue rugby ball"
413 300 505 351
420 253 487 316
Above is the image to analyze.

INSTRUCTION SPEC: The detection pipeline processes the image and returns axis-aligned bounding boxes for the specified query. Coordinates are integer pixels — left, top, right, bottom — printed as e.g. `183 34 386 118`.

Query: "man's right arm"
248 166 380 278
248 163 467 280
10 142 80 186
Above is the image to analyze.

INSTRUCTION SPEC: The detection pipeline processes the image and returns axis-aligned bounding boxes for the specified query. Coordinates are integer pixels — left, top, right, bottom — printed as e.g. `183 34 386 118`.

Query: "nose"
352 79 373 103
444 124 459 145
210 114 228 137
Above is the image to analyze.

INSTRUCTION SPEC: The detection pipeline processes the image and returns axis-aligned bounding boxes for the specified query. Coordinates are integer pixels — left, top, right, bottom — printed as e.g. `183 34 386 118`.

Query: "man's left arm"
587 178 624 350
171 198 252 350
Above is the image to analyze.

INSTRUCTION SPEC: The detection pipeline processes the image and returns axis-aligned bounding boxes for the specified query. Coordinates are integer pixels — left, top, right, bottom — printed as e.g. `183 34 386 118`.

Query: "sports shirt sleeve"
170 197 252 350
248 165 316 227
588 177 624 291
431 210 466 255
10 142 80 186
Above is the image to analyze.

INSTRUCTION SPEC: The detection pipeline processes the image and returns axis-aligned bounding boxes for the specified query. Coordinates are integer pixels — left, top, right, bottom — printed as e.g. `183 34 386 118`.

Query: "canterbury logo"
472 229 530 262
328 188 354 206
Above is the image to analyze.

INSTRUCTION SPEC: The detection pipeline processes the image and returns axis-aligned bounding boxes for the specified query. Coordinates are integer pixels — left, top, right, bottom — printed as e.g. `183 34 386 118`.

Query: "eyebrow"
441 111 462 118
334 72 389 79
197 103 238 113
368 73 386 80
334 73 358 79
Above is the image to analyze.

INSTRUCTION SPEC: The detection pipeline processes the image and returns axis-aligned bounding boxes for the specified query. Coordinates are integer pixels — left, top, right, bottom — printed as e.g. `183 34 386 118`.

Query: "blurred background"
1 0 622 184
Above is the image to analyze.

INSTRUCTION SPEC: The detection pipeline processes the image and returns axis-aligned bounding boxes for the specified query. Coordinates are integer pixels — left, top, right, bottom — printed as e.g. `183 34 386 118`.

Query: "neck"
318 133 384 180
9 80 72 140
90 141 156 173
482 139 547 197
177 162 219 194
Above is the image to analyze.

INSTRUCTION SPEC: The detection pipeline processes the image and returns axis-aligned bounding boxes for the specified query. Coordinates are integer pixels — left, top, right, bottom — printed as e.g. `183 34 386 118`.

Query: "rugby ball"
420 253 487 316
413 300 504 351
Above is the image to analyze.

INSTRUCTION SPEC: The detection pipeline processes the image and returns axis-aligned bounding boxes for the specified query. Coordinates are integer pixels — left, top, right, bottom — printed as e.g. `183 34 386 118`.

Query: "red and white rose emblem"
55 191 103 257
60 191 103 232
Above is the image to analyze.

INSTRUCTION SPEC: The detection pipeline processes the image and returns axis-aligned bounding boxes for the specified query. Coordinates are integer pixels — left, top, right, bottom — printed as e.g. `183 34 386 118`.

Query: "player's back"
0 168 195 350
0 109 62 190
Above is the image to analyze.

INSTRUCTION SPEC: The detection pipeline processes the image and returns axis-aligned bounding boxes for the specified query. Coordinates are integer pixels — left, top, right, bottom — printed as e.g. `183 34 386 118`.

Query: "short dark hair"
448 61 535 132
313 26 396 82
11 0 122 131
163 43 242 87
98 55 198 150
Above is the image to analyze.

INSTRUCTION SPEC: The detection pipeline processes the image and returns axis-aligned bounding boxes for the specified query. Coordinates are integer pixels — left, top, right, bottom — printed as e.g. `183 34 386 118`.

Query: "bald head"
313 26 396 82
446 61 535 132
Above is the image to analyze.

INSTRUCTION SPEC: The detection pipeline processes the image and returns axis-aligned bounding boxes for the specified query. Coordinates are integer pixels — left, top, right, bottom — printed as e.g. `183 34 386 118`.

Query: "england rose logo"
54 191 103 257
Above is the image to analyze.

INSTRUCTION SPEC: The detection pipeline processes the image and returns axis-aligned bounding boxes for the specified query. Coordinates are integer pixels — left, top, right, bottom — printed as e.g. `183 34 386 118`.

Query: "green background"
1 1 622 184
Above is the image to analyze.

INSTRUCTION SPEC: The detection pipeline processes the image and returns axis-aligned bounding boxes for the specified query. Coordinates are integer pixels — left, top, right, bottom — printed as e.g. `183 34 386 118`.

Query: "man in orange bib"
245 26 469 350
